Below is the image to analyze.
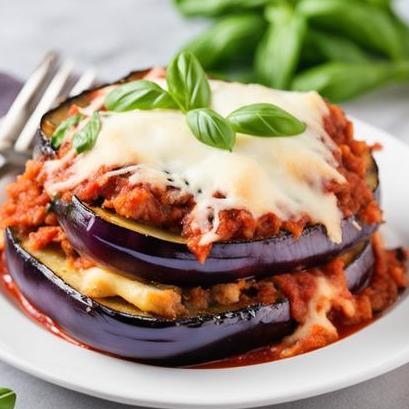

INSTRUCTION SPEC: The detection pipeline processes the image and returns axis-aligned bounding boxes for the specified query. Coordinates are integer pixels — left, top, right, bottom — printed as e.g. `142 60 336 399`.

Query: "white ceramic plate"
0 118 408 409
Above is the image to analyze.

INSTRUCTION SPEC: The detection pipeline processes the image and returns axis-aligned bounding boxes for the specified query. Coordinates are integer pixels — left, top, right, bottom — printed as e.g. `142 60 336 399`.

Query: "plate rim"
0 117 409 409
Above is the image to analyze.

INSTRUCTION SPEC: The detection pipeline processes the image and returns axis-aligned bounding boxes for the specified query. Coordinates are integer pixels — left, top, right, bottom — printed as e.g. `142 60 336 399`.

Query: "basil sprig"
227 103 306 136
72 112 101 154
100 50 305 152
187 108 235 151
167 51 211 111
105 80 177 111
51 113 82 149
104 52 210 113
0 388 16 409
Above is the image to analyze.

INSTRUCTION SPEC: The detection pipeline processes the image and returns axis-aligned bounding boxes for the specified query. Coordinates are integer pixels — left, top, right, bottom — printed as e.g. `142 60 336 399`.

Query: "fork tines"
0 51 96 154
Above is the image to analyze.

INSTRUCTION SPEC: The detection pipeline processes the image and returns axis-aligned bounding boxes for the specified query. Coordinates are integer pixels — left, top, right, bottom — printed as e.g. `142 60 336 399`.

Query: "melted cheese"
81 267 182 318
44 79 346 243
25 243 183 318
281 275 355 357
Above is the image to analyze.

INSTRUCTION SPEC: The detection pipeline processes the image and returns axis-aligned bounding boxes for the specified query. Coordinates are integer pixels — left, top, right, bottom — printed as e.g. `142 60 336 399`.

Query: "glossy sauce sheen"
0 264 370 368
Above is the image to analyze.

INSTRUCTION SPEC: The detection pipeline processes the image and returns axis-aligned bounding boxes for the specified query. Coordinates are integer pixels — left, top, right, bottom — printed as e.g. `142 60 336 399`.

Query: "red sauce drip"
194 321 370 369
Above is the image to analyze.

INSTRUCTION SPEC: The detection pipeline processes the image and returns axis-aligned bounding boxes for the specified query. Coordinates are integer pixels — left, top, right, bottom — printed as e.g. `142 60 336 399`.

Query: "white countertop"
0 0 409 408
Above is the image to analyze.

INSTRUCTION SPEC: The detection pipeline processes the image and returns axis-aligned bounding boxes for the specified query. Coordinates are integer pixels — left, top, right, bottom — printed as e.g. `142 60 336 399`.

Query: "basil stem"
297 0 406 61
186 108 236 151
72 112 101 154
51 113 82 149
0 388 16 409
174 0 271 17
227 103 306 137
292 61 409 102
105 80 177 112
255 4 306 89
183 14 266 70
167 51 211 112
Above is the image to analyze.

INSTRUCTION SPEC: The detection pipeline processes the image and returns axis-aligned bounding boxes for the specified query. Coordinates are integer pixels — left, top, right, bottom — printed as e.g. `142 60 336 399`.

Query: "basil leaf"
183 13 266 69
51 113 82 149
105 80 177 112
363 0 391 11
174 0 271 17
227 103 306 137
167 51 211 112
298 0 406 60
303 29 370 64
0 388 16 409
292 61 409 102
186 108 235 151
72 112 101 154
255 4 306 89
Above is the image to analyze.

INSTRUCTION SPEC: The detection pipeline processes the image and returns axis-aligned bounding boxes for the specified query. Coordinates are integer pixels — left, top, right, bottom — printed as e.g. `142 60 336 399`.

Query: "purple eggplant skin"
53 196 379 286
345 242 373 292
4 228 294 366
4 229 373 366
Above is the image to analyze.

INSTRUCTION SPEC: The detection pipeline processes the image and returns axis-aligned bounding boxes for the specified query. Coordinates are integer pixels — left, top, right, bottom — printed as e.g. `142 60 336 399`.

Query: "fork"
0 51 96 173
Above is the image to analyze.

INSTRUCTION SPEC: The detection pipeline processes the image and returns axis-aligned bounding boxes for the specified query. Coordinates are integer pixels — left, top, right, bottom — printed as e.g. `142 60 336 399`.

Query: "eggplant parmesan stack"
0 53 407 366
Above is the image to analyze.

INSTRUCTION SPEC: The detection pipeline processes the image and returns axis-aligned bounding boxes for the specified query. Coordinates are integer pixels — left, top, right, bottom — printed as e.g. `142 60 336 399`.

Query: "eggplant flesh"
54 195 379 286
5 228 373 366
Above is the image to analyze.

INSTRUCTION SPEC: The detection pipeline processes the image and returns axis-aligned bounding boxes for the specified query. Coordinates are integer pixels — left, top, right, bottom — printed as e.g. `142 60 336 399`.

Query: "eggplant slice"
54 194 379 286
5 228 373 366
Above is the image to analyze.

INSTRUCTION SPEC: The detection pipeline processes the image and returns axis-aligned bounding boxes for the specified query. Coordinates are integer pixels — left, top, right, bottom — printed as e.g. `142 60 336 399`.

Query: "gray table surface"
1 1 409 408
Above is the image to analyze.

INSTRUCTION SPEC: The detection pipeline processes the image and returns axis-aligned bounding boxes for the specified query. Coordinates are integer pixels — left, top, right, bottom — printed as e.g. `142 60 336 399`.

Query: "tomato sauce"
195 321 370 369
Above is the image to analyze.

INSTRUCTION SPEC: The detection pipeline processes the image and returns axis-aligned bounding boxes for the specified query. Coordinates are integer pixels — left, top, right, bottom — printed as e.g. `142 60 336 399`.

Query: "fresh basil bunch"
183 14 266 70
0 388 16 409
175 0 409 101
104 51 305 151
293 61 409 102
174 0 271 17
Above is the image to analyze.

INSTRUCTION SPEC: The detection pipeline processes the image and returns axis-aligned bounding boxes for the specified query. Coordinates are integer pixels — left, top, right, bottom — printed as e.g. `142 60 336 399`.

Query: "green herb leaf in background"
255 4 306 89
105 80 177 112
292 61 409 102
395 16 409 55
297 0 406 61
0 388 16 409
72 112 101 154
174 0 271 17
167 51 211 112
186 108 236 151
363 0 392 12
51 113 82 149
227 103 306 137
174 0 409 102
303 29 370 64
183 13 266 70
208 67 256 84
